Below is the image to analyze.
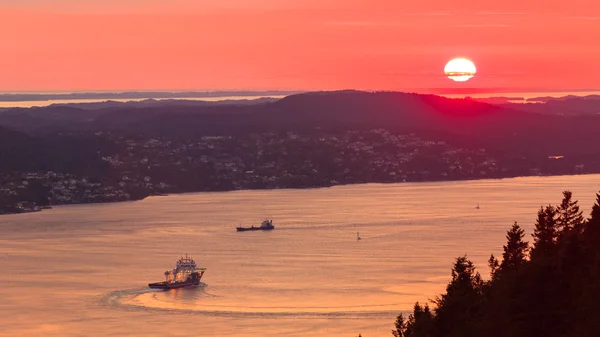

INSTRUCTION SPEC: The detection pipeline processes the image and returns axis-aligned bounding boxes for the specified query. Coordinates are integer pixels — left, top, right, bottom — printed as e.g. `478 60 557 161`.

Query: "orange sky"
1 0 599 92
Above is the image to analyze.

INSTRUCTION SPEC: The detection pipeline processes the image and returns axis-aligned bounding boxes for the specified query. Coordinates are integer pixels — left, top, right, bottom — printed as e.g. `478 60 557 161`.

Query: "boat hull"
148 280 200 290
149 268 204 290
236 226 274 232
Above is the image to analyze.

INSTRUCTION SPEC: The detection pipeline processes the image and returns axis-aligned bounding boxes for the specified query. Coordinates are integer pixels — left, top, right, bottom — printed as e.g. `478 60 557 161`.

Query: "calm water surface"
2 175 600 336
441 89 600 100
0 96 285 108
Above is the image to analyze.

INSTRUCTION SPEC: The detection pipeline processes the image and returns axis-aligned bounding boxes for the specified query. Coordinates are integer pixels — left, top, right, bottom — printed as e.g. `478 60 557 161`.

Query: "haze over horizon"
2 0 599 92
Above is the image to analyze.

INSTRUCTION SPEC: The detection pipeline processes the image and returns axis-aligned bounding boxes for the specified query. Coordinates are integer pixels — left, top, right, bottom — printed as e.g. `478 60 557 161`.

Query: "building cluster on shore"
0 129 594 214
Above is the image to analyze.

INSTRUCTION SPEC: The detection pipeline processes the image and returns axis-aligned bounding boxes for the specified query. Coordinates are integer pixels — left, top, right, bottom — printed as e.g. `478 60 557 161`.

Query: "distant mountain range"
0 90 302 102
1 90 599 158
472 95 600 116
44 97 280 110
1 90 599 214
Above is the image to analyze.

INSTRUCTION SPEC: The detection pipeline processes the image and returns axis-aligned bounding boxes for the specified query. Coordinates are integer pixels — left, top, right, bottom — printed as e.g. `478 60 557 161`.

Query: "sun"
444 58 476 82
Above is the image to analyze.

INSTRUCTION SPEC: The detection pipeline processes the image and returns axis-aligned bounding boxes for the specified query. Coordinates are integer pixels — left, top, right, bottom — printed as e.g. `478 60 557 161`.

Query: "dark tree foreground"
392 190 600 337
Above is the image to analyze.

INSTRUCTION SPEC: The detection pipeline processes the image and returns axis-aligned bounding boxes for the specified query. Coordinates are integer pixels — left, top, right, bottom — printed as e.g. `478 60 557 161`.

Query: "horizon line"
1 87 599 95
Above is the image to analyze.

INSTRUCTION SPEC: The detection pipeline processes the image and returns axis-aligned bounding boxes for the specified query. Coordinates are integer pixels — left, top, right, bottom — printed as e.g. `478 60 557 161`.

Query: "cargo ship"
148 254 206 290
236 219 275 232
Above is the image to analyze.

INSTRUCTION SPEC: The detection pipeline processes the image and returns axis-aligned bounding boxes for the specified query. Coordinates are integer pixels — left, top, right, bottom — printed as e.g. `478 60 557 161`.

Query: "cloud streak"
324 21 403 26
565 16 599 20
456 24 512 28
476 11 527 16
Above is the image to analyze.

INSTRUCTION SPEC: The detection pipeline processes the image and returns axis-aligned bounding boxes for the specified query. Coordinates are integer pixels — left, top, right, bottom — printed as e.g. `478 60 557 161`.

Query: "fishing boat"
148 254 206 290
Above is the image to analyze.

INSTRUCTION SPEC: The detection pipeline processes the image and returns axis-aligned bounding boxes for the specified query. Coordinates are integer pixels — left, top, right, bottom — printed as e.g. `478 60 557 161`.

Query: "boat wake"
99 282 208 303
98 284 398 319
99 287 169 307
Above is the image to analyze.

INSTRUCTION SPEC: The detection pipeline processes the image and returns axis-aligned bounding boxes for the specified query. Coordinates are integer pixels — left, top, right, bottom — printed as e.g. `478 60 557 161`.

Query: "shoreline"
5 172 598 216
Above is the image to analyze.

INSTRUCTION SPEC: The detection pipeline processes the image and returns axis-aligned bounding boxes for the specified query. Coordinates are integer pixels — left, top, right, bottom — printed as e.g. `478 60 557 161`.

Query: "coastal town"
0 129 595 214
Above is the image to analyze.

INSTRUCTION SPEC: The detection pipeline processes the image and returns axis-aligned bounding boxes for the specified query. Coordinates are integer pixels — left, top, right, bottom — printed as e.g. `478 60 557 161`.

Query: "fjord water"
2 175 600 337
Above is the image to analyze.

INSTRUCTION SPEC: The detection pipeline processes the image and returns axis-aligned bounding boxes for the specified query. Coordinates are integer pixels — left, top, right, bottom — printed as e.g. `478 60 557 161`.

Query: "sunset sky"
1 0 599 92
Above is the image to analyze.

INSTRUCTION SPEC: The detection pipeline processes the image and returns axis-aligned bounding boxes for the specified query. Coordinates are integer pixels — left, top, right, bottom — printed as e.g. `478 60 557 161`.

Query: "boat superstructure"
148 254 206 290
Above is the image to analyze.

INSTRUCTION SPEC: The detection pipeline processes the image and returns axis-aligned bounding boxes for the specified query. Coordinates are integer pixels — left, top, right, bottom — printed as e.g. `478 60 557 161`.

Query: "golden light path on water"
1 175 600 336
